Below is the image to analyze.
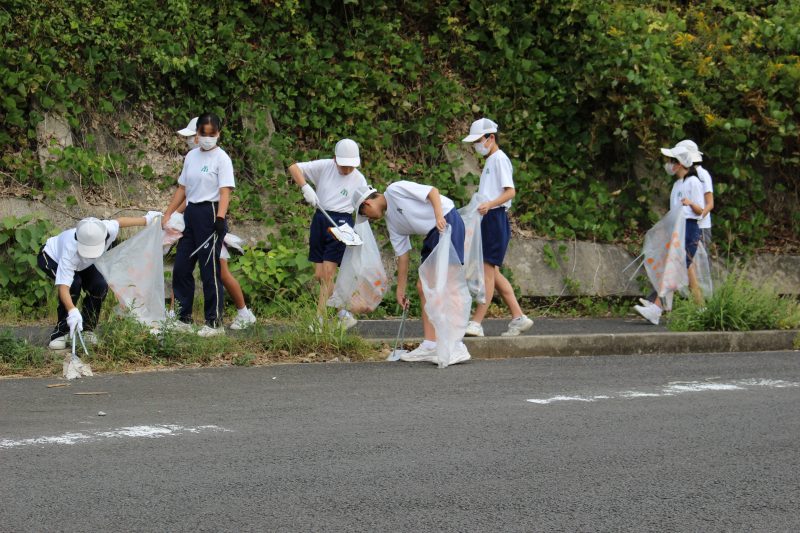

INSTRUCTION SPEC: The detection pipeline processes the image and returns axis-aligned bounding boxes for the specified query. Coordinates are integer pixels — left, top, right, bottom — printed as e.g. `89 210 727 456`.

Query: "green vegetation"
0 329 50 373
668 274 800 331
1 1 799 320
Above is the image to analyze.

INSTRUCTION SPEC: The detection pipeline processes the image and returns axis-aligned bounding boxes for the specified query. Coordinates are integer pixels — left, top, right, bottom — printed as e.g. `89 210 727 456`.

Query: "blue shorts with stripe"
309 209 353 265
481 208 511 266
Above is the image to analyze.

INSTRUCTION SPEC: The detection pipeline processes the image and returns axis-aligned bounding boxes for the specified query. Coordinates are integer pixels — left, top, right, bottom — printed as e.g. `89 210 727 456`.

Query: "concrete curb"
371 330 800 358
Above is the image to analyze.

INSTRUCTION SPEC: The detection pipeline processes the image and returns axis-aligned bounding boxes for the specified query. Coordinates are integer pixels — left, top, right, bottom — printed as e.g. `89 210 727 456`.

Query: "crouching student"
163 112 235 337
634 144 705 325
288 139 367 329
39 212 162 349
353 182 466 360
461 118 533 337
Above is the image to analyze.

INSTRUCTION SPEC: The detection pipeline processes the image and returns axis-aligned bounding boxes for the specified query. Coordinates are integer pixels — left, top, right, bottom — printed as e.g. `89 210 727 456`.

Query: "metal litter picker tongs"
63 331 94 380
318 209 363 246
386 305 409 361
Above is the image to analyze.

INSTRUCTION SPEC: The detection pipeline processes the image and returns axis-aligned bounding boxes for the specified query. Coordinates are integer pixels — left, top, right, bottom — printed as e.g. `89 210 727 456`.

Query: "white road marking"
527 378 799 405
0 424 230 449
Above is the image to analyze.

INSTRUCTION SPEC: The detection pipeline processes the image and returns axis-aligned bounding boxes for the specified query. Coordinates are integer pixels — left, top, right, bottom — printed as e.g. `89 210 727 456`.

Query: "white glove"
144 211 163 225
301 184 319 207
67 308 83 337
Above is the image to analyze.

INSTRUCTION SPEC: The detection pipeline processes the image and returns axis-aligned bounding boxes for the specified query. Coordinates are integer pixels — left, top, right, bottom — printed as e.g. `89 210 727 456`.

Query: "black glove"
213 217 227 240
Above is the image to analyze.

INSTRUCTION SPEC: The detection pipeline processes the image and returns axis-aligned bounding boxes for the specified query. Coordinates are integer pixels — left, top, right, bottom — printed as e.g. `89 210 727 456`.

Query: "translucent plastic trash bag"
690 241 714 298
95 220 166 327
328 221 389 314
458 193 488 304
642 207 687 311
418 225 472 368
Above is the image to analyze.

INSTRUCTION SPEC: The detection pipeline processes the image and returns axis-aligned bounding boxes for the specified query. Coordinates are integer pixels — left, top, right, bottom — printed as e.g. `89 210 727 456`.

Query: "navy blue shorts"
421 209 465 264
685 219 701 267
309 209 353 265
481 208 511 266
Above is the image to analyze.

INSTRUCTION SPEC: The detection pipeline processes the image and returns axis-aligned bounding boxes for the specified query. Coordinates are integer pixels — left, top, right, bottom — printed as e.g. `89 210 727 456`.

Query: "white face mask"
664 162 677 176
199 136 218 150
473 138 490 156
186 137 199 150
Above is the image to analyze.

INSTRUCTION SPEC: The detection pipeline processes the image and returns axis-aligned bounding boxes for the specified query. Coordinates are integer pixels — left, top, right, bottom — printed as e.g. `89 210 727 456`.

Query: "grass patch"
0 329 52 374
668 274 800 332
523 296 633 318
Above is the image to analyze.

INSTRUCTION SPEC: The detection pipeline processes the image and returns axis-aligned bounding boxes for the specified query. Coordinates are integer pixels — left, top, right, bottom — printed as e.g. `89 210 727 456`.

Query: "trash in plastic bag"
95 220 166 327
328 221 388 314
642 207 687 311
689 241 714 298
223 233 246 254
458 193 488 304
417 225 472 368
162 212 185 254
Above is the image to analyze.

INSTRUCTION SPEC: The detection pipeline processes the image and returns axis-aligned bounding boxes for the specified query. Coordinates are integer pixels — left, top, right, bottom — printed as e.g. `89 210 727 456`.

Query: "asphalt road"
1 351 798 532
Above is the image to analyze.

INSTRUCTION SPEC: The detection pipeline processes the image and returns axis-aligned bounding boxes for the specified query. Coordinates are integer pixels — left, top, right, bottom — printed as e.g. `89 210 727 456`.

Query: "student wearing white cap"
675 139 714 249
354 181 466 360
634 144 706 325
173 117 256 330
288 139 367 328
164 112 235 337
461 118 533 337
38 213 162 349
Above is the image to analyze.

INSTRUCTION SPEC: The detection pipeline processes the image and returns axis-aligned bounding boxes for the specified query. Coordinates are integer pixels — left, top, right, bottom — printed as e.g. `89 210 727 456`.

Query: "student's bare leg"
220 259 245 310
417 278 436 342
494 270 524 318
315 261 338 317
470 263 497 323
687 263 704 305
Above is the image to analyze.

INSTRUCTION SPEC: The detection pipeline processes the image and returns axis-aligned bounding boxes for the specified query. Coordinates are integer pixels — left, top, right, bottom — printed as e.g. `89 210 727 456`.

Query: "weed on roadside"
668 275 800 332
0 329 51 373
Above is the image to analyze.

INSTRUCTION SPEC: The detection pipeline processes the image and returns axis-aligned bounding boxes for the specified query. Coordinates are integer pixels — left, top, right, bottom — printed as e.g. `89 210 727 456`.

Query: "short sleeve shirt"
43 220 121 286
670 176 705 220
178 147 235 203
478 150 515 210
696 165 713 229
297 159 368 213
383 181 455 257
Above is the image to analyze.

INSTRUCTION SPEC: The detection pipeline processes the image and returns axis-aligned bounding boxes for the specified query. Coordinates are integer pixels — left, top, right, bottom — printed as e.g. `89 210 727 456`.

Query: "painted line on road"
0 424 231 449
526 378 799 405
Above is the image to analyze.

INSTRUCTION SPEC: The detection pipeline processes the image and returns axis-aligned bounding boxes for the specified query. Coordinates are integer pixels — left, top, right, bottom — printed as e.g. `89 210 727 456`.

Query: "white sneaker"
48 335 68 350
400 344 438 362
501 315 534 337
464 321 484 337
230 310 256 330
197 325 225 337
338 313 358 331
634 304 662 325
168 320 194 333
82 331 98 345
447 342 472 365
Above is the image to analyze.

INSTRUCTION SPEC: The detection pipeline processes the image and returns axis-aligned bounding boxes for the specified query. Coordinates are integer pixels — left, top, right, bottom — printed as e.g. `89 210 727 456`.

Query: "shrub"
668 274 800 331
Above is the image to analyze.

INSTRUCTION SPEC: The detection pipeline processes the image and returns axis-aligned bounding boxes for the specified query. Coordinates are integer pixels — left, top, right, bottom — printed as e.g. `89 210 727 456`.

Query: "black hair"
196 112 222 135
485 132 499 144
358 192 380 215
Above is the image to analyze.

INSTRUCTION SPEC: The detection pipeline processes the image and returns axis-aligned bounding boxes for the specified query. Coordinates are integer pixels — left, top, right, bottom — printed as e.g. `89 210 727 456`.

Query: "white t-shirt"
696 165 713 229
297 159 368 213
384 181 455 257
43 220 121 286
669 175 705 220
479 150 515 210
178 147 236 203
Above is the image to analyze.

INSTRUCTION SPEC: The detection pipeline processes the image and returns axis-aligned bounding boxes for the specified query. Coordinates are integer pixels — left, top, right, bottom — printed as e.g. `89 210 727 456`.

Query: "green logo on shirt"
340 189 348 196
201 165 209 172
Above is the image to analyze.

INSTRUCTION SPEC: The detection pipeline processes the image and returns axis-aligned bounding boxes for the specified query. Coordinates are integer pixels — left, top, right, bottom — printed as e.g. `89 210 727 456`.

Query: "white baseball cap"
462 118 499 143
352 185 378 225
177 117 198 137
660 145 695 168
334 138 360 167
675 139 703 163
75 218 108 259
